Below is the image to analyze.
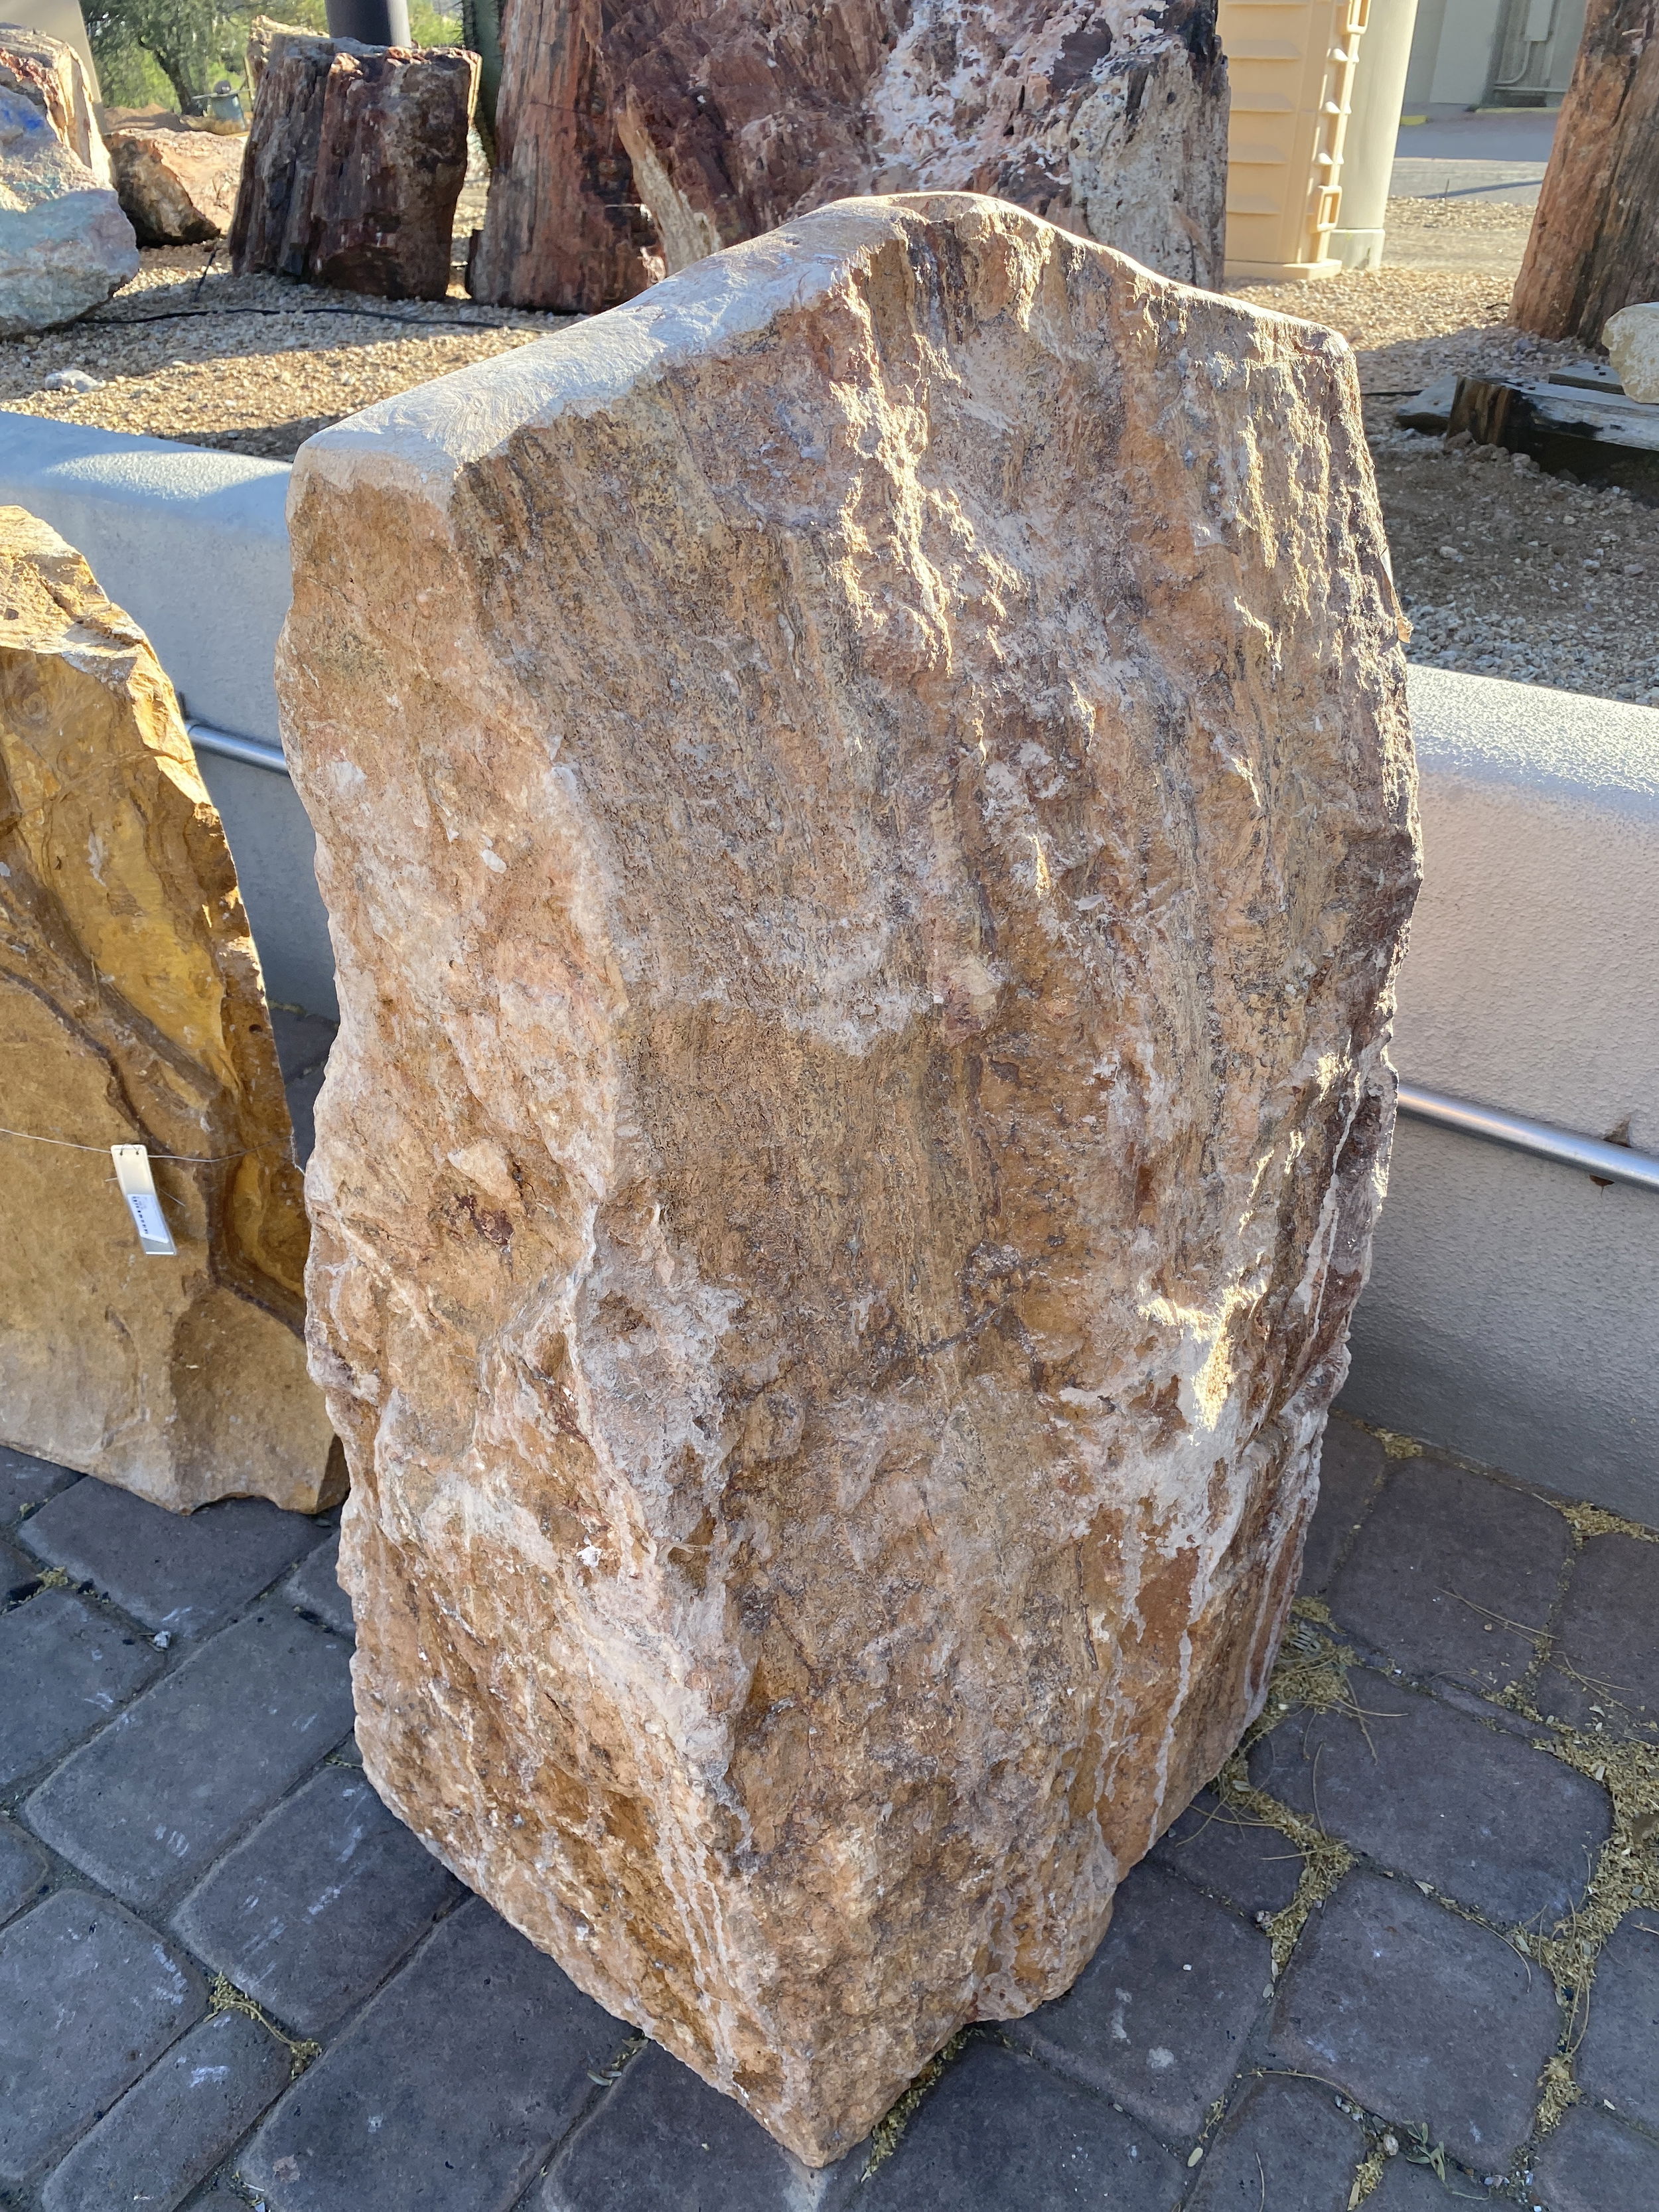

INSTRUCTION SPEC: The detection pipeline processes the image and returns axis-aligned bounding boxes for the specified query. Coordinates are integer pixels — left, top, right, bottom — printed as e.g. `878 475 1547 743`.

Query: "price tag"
111 1145 177 1257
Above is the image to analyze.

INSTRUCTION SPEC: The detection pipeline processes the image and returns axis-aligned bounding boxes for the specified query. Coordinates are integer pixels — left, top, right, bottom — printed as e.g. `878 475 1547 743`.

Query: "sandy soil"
2 193 1656 705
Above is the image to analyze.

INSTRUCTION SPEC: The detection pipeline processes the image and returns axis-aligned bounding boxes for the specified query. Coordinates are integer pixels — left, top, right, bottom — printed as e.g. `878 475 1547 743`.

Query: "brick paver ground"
3 1400 1656 2211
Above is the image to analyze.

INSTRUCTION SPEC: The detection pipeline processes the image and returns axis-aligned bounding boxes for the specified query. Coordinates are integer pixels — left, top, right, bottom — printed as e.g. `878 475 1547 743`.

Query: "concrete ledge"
0 415 334 1016
1345 668 1659 1522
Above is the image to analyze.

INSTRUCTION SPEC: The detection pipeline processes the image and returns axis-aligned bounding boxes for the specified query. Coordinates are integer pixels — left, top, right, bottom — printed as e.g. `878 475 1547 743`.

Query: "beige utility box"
1220 0 1370 279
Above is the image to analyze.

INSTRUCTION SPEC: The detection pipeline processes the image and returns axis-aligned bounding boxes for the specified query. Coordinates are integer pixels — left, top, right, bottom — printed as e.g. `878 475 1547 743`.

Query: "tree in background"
84 0 462 112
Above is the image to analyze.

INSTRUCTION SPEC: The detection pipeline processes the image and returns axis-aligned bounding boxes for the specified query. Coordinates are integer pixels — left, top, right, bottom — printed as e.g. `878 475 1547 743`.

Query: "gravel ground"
3 192 1656 705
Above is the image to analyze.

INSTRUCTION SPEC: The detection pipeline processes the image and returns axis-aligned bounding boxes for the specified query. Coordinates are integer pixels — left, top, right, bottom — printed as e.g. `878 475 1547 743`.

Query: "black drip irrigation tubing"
80 303 550 332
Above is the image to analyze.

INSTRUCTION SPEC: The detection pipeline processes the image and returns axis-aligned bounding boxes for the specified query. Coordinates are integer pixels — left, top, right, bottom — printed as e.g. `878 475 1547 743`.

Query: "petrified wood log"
230 25 476 298
1510 0 1659 344
281 194 1419 2160
0 508 340 1515
469 0 1226 313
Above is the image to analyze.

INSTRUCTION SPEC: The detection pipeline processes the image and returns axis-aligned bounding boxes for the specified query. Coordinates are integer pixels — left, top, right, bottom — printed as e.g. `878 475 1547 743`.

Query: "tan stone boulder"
108 117 245 244
471 0 1228 313
1605 301 1659 404
0 506 341 1516
282 194 1418 2160
0 24 108 183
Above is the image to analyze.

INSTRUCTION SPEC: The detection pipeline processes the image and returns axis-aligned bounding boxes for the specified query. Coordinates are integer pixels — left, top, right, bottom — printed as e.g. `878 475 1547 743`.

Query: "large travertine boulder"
1605 301 1659 404
0 25 108 183
283 194 1418 2161
0 87 136 334
0 507 341 1516
470 0 1227 313
108 117 244 244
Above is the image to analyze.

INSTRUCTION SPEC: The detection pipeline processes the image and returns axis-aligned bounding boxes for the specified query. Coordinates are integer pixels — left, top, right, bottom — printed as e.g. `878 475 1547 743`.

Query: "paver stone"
1327 1460 1567 1693
239 1897 626 2212
40 2007 291 2212
1247 1671 1610 1925
173 1766 461 2035
1263 1872 1560 2168
0 1812 48 1924
1535 1533 1659 1741
24 1607 354 1907
1149 1787 1305 1920
0 1443 78 1522
1007 1859 1271 2139
1571 1907 1659 2132
543 2041 858 2211
281 1528 354 1639
20 1476 329 1636
1529 2099 1659 2211
1298 1419 1387 1594
1185 2075 1364 2210
0 1586 163 1788
283 190 1417 2162
857 2037 1185 2211
0 1888 204 2186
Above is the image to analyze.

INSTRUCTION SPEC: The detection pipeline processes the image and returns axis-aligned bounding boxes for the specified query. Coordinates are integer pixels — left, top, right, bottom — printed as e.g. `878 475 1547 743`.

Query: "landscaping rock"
472 0 1228 313
0 88 135 336
0 26 108 183
1604 301 1659 405
0 508 338 1512
107 119 244 244
281 194 1419 2162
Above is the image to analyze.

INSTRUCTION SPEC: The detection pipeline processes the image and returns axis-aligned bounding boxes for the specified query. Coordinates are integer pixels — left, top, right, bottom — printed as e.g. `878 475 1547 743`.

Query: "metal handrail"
175 717 1658 1198
185 719 289 776
1397 1082 1659 1195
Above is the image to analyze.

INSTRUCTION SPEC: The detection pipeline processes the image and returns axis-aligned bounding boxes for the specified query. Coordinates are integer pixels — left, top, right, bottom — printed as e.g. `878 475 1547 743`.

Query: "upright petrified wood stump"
0 508 339 1514
282 194 1419 2161
470 0 1228 313
230 25 476 298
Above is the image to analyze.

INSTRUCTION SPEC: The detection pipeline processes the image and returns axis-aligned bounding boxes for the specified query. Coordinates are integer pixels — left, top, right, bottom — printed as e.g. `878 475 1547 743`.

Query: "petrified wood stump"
469 0 1228 313
281 194 1419 2160
230 25 476 298
0 508 340 1514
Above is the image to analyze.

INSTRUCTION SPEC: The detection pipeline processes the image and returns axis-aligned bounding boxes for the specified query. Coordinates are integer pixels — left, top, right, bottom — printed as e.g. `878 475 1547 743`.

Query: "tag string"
0 1124 253 1165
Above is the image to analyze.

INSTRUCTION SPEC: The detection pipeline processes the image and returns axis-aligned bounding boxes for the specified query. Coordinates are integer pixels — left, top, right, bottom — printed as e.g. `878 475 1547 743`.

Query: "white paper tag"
111 1144 177 1257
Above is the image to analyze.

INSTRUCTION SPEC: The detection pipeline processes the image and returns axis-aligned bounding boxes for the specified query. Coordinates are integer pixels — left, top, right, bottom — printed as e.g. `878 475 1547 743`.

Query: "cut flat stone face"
0 508 338 1513
281 194 1419 2161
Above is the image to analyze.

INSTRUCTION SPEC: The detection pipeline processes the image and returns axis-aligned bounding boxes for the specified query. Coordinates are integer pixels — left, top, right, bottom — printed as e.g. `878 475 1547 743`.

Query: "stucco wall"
1346 668 1659 1521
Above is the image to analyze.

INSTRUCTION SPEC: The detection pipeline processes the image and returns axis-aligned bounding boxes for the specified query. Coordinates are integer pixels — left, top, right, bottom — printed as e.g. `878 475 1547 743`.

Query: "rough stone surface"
0 87 136 335
1007 1860 1271 2140
858 2038 1184 2210
1530 2100 1659 2211
1571 1908 1659 2133
1185 2075 1362 2211
1535 1531 1659 1740
107 121 244 246
1605 301 1659 404
40 2006 290 2212
239 1897 626 2212
0 1888 204 2187
1327 1458 1567 1694
19 1474 327 1636
1263 1872 1559 2168
1149 1784 1304 1919
0 1587 163 1789
0 27 109 183
1248 1672 1611 1925
0 508 338 1512
172 1766 462 2035
25 1607 355 1907
281 195 1419 2161
472 0 1228 313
